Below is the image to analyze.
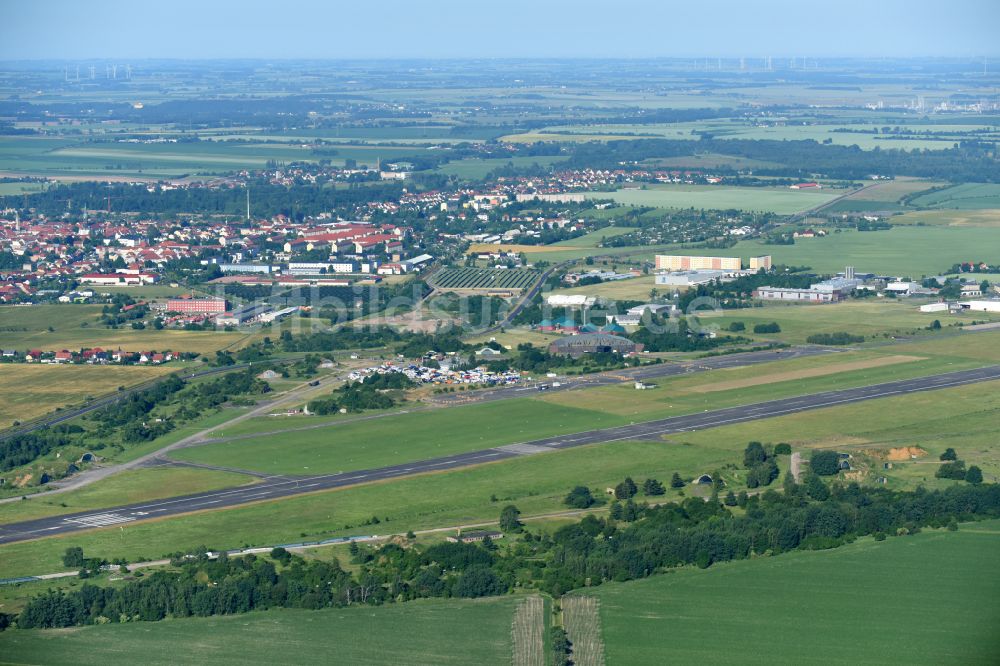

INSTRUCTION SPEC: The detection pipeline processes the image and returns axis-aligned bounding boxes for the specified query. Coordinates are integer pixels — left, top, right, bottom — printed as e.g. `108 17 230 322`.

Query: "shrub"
805 332 865 345
564 486 595 509
811 450 841 476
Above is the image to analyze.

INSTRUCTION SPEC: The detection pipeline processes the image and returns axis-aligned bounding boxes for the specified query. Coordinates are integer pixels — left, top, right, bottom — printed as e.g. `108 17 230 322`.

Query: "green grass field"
553 226 635 247
626 226 1000 275
584 184 838 214
0 597 518 666
700 300 998 344
556 275 659 301
0 304 247 355
169 399 628 475
589 520 1000 665
909 183 1000 210
0 466 253 525
0 364 175 428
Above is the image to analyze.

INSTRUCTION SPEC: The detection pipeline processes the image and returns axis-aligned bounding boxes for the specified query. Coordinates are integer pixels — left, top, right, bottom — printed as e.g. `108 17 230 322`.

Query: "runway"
2 363 999 546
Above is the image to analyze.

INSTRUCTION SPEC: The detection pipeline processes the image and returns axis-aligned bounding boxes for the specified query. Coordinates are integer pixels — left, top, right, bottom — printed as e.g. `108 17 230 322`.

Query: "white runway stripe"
63 513 136 528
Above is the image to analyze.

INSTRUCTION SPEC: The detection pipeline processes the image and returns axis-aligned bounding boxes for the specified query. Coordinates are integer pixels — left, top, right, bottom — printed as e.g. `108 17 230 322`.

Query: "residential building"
166 297 227 314
655 255 741 272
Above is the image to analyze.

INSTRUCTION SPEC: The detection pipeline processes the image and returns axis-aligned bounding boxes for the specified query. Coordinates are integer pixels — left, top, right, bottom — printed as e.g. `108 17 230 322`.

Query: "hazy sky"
3 0 999 60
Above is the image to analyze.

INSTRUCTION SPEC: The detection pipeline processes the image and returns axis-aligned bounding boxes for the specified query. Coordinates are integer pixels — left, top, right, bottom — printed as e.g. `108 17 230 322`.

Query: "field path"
562 595 606 666
790 451 803 483
511 595 545 666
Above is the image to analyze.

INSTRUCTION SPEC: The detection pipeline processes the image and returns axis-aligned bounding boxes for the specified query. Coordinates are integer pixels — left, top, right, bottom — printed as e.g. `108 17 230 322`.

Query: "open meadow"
589 520 1000 665
0 304 248 355
0 597 518 666
0 364 175 427
170 399 629 475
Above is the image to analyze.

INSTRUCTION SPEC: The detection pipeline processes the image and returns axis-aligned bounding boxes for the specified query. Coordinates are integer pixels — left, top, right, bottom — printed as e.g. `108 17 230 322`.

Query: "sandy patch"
885 446 928 461
687 355 924 393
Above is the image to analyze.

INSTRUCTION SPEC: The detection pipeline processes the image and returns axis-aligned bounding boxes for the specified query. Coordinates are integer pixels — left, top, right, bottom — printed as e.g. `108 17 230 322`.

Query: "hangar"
548 333 643 357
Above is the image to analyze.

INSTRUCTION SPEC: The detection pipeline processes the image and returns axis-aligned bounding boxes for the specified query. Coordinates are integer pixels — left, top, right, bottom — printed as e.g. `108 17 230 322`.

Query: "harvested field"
563 595 606 666
511 595 545 666
687 355 923 393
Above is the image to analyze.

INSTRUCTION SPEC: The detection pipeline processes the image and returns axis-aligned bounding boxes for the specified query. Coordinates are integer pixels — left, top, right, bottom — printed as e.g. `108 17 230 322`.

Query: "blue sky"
3 0 998 60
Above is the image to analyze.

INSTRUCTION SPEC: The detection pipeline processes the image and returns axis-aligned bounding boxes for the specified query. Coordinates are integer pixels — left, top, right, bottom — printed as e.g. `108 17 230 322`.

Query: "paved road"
3 363 999 546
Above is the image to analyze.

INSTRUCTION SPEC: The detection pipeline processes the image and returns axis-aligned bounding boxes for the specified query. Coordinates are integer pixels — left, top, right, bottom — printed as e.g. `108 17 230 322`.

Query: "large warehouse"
548 333 643 357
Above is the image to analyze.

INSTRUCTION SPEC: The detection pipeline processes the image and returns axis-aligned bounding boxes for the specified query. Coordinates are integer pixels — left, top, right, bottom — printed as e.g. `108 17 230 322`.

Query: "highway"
2 363 999 546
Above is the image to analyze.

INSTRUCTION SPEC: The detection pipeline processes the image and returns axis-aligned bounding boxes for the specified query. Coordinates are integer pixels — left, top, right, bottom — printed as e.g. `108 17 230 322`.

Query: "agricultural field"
0 181 50 196
0 304 248 355
512 119 1000 151
841 178 946 202
584 184 838 214
892 209 1000 227
700 299 999 344
0 135 430 180
431 267 540 291
619 226 1000 275
0 597 519 666
589 520 1000 665
0 364 175 428
909 183 1000 210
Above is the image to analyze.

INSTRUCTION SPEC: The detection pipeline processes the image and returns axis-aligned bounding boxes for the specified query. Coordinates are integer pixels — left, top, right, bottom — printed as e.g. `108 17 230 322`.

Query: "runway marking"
63 513 135 528
496 443 556 455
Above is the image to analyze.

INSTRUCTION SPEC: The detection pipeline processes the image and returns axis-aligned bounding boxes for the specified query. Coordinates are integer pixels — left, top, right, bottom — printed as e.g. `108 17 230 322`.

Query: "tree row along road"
2 364 998 546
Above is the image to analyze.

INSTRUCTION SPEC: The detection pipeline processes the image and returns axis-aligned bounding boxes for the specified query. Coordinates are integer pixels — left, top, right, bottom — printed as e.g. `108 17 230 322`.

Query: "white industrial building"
958 300 1000 313
753 287 838 303
546 294 597 308
655 270 733 287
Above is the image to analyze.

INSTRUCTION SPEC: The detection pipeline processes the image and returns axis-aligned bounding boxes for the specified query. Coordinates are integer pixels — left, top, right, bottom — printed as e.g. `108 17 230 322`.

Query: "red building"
166 297 227 314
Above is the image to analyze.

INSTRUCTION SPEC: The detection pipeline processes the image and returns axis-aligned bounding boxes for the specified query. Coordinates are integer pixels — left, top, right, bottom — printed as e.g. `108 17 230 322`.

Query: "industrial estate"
0 9 999 665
